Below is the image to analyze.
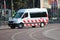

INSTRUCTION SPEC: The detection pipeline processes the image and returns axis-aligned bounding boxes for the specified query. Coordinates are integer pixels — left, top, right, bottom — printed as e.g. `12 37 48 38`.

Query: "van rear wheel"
32 26 36 28
18 23 24 28
40 22 45 28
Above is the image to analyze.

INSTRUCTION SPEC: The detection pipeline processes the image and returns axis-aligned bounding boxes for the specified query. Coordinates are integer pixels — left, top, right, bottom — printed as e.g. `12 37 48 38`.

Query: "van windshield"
13 12 23 18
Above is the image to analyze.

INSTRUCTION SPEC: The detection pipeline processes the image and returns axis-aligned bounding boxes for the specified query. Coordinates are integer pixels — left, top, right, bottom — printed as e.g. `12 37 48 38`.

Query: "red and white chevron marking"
23 18 48 27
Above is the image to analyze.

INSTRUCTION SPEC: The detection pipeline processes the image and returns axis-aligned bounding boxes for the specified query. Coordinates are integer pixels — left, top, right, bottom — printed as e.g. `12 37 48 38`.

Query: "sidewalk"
0 25 9 29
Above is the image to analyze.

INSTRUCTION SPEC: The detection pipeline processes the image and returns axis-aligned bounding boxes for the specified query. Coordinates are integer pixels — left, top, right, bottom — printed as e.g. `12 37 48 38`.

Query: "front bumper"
8 23 19 27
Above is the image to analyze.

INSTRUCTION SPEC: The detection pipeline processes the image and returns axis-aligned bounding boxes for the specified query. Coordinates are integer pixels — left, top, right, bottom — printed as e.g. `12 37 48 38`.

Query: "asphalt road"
0 24 60 40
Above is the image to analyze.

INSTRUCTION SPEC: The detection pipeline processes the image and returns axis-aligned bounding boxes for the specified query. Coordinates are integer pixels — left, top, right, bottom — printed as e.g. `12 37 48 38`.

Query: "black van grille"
9 21 13 23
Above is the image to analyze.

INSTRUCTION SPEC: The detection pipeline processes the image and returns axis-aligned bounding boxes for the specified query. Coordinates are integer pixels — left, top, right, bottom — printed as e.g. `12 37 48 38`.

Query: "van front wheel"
10 26 15 29
18 23 24 28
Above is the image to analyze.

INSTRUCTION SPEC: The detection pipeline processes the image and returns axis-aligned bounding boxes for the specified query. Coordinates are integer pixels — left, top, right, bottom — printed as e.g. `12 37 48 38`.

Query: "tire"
18 23 24 28
40 22 45 28
10 26 15 29
32 26 36 28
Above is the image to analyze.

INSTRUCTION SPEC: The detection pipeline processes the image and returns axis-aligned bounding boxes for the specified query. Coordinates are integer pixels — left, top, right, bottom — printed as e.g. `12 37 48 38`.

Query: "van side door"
22 13 29 23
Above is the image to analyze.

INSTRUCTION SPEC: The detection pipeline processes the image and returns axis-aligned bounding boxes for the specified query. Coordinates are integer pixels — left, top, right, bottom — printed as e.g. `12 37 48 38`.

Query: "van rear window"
30 12 47 18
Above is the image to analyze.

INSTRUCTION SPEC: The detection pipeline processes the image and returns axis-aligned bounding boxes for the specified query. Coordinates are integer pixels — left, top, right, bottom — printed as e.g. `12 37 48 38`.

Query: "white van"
8 8 49 29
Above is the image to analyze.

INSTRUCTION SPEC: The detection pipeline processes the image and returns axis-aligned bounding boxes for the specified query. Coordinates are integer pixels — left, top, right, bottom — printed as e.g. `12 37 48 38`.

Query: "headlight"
9 17 12 21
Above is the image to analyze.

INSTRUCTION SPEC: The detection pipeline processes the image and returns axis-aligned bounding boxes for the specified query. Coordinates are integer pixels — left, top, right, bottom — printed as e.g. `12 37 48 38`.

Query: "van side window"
30 12 47 18
22 13 28 18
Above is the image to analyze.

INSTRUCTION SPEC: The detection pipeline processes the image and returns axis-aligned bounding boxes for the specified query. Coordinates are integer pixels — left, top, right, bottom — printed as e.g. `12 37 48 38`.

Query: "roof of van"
17 8 48 13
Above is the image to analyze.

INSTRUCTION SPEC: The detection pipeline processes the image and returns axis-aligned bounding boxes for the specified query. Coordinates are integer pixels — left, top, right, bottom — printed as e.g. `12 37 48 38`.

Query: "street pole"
4 0 6 16
4 0 6 21
33 0 35 8
11 0 13 17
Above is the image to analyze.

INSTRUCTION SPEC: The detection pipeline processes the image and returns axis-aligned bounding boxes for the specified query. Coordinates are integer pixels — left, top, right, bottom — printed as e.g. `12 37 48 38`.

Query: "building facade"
40 0 60 8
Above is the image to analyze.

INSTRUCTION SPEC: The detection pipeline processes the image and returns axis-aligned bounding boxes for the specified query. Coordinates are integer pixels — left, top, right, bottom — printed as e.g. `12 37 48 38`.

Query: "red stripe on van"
23 20 26 23
35 20 37 22
27 20 30 22
38 19 41 22
26 24 28 26
31 20 34 22
30 24 32 26
34 23 36 26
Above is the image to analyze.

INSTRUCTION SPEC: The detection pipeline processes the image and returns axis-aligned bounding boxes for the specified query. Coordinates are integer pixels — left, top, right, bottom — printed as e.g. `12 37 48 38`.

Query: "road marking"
43 27 59 40
29 28 44 40
11 31 25 40
29 30 39 40
11 28 43 40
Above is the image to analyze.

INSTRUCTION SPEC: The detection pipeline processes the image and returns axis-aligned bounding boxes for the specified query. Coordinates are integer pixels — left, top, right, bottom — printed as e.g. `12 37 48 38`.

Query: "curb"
0 25 9 29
